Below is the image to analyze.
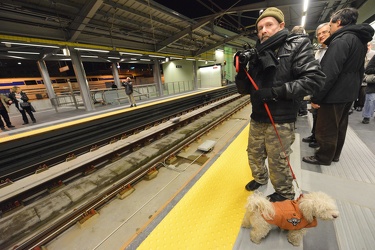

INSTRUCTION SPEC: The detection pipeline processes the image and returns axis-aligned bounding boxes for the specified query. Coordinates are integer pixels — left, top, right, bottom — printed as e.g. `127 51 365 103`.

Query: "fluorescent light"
303 0 309 12
8 55 25 59
140 59 151 61
186 58 195 61
149 55 165 58
108 57 120 59
170 57 182 60
301 15 306 27
198 59 205 62
1 41 59 48
8 51 40 55
130 58 137 60
81 55 98 58
74 48 109 53
120 52 143 56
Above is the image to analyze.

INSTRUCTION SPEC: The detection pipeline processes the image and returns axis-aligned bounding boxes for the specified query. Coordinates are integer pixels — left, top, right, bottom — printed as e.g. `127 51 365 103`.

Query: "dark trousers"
0 109 12 127
19 107 36 123
315 102 352 164
354 86 366 108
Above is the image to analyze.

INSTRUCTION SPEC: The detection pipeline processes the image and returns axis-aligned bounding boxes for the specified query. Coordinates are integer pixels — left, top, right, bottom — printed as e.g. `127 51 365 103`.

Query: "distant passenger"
362 52 375 124
0 94 15 130
8 86 36 125
122 77 136 107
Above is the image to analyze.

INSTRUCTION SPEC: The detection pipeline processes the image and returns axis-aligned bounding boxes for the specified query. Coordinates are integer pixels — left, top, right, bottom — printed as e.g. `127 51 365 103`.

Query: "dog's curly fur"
242 191 339 246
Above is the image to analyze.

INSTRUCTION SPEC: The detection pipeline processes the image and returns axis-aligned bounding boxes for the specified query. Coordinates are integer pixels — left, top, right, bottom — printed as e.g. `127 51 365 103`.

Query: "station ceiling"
0 0 373 64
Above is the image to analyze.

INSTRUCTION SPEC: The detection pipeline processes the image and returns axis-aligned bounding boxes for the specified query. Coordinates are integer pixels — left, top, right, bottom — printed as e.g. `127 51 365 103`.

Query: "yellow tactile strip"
138 125 251 249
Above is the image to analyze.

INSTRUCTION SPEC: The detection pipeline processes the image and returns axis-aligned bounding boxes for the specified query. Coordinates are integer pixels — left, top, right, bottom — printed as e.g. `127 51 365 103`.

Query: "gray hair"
315 22 330 37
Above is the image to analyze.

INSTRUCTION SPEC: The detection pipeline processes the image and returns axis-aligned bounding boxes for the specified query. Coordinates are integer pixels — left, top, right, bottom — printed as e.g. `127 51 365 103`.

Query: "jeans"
362 93 375 118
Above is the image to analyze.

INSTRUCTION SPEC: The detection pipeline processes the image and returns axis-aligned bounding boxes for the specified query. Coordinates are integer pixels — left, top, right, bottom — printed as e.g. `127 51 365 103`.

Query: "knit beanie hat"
256 7 284 28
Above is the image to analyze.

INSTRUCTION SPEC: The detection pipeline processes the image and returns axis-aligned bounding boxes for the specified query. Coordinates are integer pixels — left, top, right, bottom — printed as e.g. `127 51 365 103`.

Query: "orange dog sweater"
263 200 317 230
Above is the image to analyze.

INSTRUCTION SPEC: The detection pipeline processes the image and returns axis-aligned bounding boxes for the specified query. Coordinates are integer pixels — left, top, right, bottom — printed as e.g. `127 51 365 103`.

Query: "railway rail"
0 88 250 249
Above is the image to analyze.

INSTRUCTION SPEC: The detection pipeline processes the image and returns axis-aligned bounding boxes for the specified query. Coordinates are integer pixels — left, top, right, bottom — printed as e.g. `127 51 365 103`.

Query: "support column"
37 60 56 101
153 59 163 96
192 61 198 90
69 47 95 111
111 62 121 87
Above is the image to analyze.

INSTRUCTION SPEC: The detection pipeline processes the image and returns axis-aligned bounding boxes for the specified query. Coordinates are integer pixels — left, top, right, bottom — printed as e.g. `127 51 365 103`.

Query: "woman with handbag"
8 86 36 125
362 55 375 124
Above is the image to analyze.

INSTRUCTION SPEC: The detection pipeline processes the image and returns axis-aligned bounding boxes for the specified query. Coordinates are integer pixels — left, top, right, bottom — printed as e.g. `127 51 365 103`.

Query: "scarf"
255 29 289 70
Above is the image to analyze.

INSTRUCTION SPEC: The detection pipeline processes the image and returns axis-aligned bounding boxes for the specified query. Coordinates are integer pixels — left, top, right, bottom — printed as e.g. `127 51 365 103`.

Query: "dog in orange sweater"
242 191 339 246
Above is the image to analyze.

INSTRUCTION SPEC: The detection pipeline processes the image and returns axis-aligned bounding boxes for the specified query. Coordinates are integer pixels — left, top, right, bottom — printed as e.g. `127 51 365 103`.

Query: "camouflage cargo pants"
247 119 295 199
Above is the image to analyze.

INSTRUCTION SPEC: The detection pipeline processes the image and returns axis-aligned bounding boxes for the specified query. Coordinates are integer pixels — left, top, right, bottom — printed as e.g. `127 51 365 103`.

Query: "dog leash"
235 58 301 192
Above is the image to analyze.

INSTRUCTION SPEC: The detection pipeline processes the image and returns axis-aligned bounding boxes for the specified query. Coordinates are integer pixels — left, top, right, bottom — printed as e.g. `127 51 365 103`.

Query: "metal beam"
68 0 103 42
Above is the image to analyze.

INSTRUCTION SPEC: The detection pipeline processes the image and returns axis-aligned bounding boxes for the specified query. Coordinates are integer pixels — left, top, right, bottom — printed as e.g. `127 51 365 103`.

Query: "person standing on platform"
302 22 331 149
234 7 325 202
362 53 375 124
8 86 36 125
122 77 136 107
353 43 375 112
0 94 15 130
303 8 374 166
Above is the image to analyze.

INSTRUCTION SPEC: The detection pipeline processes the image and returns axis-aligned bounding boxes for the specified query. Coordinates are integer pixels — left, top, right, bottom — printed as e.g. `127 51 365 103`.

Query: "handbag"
20 101 31 108
364 74 375 84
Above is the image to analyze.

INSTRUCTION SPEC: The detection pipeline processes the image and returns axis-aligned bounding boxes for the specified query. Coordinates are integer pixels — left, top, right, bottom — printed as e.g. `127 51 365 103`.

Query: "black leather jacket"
8 91 29 109
236 33 325 123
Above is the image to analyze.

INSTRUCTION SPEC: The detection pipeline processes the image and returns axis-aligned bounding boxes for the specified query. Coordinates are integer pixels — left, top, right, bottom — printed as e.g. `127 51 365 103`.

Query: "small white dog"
242 191 339 246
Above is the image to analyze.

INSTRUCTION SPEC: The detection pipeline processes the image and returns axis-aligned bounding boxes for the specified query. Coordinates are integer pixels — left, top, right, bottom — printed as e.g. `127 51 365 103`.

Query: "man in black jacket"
303 8 374 166
235 7 325 202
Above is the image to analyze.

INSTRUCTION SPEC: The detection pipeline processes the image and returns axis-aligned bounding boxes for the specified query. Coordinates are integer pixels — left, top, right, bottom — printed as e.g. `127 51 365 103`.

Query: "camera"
236 48 258 65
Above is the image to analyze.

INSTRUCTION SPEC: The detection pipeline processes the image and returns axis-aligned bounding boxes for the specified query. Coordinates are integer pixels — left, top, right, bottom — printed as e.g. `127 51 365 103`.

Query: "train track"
0 92 250 249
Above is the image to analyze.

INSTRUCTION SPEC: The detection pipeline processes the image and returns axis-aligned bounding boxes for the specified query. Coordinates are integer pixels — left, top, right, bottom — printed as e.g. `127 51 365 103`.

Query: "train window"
69 78 77 82
55 79 67 83
12 81 25 85
24 80 38 85
90 78 98 81
37 80 44 84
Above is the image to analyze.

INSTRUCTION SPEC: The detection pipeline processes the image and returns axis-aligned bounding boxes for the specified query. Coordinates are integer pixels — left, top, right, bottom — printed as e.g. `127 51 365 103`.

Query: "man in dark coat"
234 7 325 202
303 8 374 166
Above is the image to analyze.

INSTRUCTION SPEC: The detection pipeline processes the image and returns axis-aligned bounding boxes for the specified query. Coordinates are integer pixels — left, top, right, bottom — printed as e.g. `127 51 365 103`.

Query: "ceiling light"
301 15 306 27
8 55 25 59
303 0 309 12
186 58 195 61
74 48 109 53
108 57 120 59
81 55 98 58
1 41 59 48
170 57 182 60
140 59 151 61
149 55 165 58
120 52 143 56
8 51 40 55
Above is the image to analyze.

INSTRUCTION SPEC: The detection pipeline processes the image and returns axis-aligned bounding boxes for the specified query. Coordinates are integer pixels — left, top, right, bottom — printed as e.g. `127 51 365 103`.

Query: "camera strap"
235 57 300 192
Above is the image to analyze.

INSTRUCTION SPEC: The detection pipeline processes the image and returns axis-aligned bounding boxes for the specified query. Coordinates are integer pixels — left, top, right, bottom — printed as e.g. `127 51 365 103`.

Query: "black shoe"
7 125 15 128
0 127 5 131
130 105 133 107
302 135 315 143
134 104 137 107
298 111 308 117
309 141 320 148
32 120 36 123
356 107 363 111
302 156 331 166
245 180 264 191
332 158 340 162
362 118 370 124
22 122 29 125
267 192 288 202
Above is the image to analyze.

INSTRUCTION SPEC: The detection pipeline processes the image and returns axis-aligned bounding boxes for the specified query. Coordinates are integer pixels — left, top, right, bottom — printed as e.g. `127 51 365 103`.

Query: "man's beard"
261 35 270 43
